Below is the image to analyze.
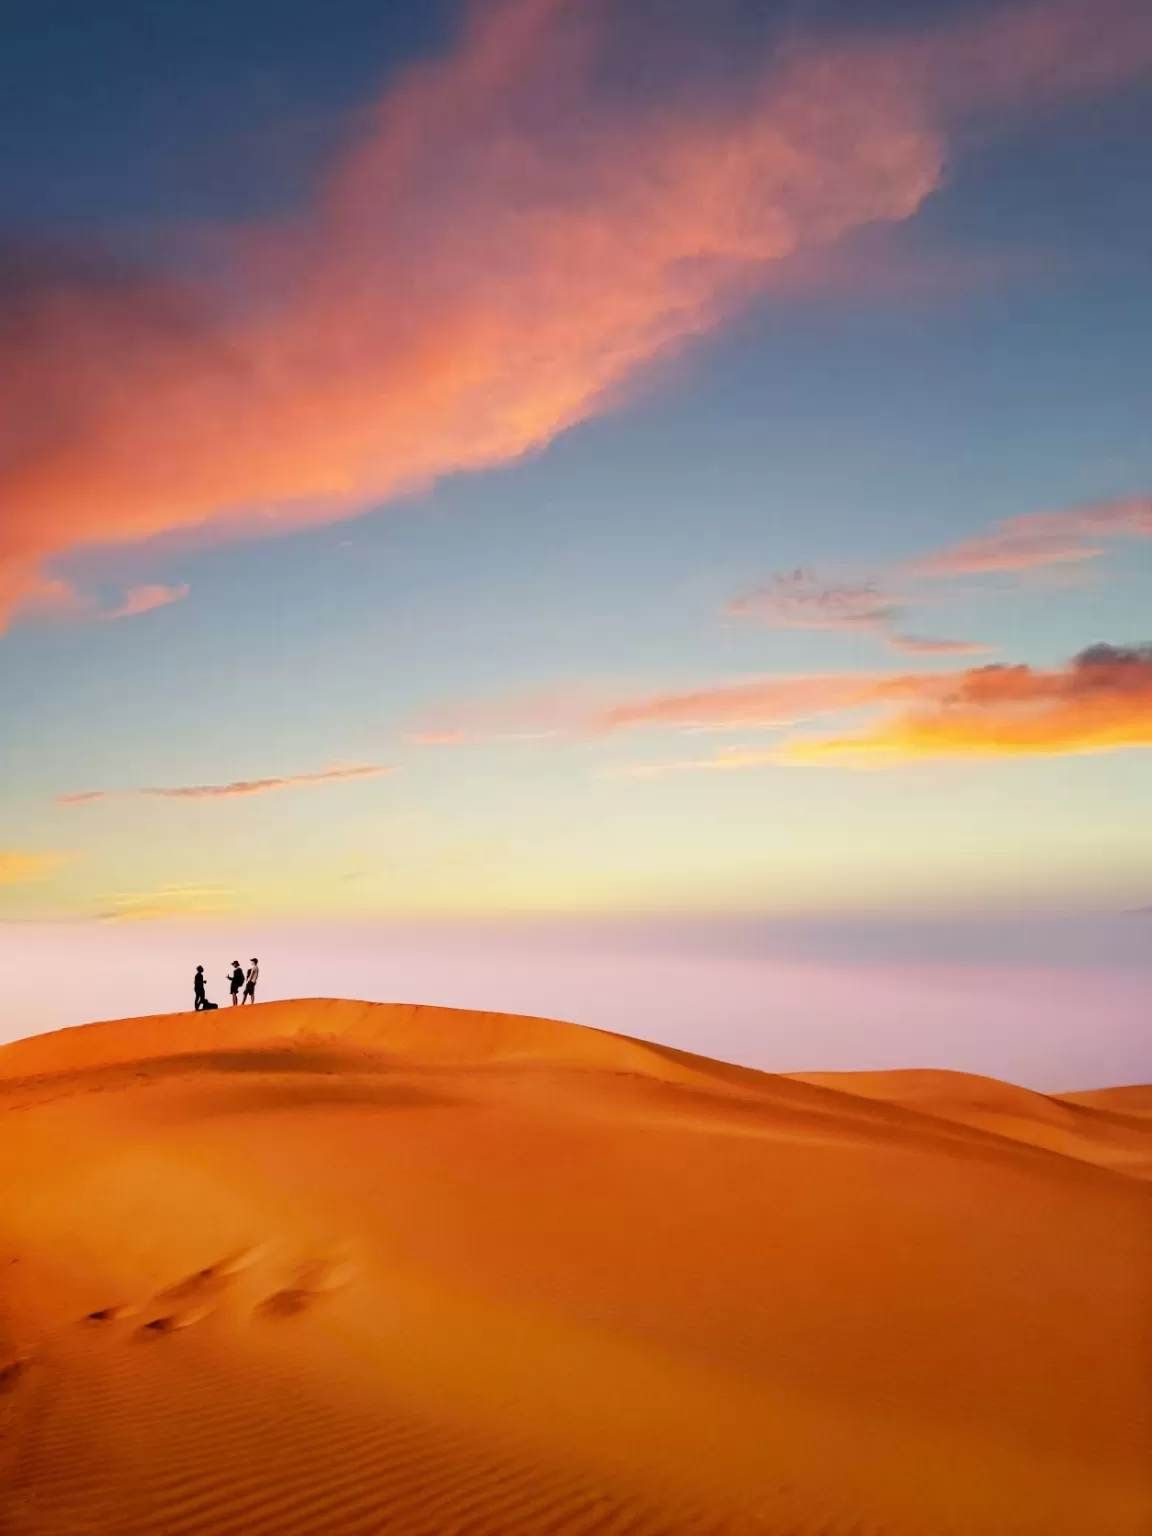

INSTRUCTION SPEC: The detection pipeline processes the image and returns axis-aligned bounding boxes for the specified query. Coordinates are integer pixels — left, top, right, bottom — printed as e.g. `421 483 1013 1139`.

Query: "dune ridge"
2 999 1149 1535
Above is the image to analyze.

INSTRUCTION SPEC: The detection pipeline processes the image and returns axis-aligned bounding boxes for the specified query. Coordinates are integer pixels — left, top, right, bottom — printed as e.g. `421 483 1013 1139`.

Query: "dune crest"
2 1000 1149 1535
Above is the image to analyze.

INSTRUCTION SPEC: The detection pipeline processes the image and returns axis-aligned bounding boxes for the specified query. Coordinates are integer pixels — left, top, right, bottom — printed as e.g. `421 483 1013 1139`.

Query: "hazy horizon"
5 911 1148 1091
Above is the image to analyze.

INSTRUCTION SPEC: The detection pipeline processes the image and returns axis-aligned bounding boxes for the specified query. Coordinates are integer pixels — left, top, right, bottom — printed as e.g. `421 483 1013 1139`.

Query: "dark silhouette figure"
242 957 259 1005
228 962 245 1006
193 966 217 1011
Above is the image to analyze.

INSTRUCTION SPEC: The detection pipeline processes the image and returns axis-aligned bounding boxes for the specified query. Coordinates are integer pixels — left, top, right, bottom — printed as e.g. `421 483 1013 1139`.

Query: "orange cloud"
779 644 1152 765
430 644 1152 772
96 583 190 621
909 496 1152 577
60 763 393 805
0 850 64 884
4 0 1150 627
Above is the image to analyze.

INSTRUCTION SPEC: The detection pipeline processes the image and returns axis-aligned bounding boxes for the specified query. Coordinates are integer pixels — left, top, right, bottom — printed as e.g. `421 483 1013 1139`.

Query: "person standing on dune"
242 957 259 1005
193 966 208 1011
227 961 245 1006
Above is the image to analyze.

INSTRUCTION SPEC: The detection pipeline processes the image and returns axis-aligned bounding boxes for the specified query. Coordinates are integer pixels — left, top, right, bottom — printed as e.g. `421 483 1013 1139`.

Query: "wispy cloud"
405 685 614 747
60 763 393 805
0 850 65 884
886 633 989 657
14 576 189 626
3 0 1151 627
411 674 894 744
725 490 1152 661
96 583 190 621
726 570 901 635
604 748 780 780
12 575 86 621
724 568 986 656
779 643 1152 766
599 675 892 733
908 495 1152 577
97 884 234 922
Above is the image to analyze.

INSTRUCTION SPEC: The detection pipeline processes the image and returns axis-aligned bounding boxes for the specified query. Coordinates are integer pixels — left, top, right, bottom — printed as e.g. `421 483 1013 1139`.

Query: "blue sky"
2 0 1151 935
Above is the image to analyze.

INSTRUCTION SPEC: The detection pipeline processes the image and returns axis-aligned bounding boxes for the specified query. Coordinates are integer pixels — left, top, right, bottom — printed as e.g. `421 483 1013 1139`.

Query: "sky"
1 0 1150 1076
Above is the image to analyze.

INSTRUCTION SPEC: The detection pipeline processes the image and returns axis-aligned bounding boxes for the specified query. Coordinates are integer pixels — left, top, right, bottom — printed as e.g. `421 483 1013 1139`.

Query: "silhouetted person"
228 961 244 1006
242 957 259 1005
193 965 215 1011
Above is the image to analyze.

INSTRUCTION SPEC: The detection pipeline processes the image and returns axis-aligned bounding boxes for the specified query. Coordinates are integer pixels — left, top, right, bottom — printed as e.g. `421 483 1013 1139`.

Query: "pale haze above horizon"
1 0 1150 1085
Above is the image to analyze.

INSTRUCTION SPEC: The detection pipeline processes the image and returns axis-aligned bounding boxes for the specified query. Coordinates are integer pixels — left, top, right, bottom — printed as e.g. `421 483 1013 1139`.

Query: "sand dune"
1 1000 1149 1535
793 1067 1152 1179
1060 1084 1152 1120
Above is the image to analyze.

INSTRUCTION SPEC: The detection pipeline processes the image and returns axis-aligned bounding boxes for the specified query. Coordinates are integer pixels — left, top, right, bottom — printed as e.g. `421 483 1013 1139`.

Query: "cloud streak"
908 496 1152 577
3 0 1151 627
60 763 393 805
725 570 902 635
411 672 908 743
96 583 190 622
724 568 987 655
725 488 1152 662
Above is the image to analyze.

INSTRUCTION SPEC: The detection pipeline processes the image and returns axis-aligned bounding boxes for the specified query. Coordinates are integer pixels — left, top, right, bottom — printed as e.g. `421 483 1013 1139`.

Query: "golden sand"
1 999 1148 1535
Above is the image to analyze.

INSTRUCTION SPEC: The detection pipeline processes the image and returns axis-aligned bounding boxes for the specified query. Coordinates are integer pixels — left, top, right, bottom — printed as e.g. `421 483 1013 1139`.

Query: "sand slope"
1060 1084 1152 1120
1 1000 1149 1536
793 1068 1152 1179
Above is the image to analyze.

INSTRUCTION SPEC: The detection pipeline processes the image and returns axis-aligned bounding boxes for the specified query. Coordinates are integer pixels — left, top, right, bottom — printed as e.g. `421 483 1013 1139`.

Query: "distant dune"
792 1068 1152 1179
1 1000 1149 1535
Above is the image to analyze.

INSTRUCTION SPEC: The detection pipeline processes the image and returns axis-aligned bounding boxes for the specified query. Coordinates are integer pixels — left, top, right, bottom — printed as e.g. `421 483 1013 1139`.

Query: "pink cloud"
909 496 1152 577
59 763 393 805
726 570 901 635
12 575 85 621
725 568 986 656
887 634 991 657
413 674 896 745
406 685 614 747
599 675 892 734
96 583 190 621
3 0 1151 628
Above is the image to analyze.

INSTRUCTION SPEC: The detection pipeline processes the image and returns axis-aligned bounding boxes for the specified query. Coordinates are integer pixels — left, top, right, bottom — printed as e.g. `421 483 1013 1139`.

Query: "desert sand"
1 999 1148 1536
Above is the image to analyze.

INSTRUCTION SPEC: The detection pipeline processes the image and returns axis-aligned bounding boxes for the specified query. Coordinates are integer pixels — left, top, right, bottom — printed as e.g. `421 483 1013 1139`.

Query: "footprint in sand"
136 1308 210 1337
256 1252 355 1320
84 1304 135 1324
0 1356 28 1392
154 1246 263 1304
83 1246 265 1333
